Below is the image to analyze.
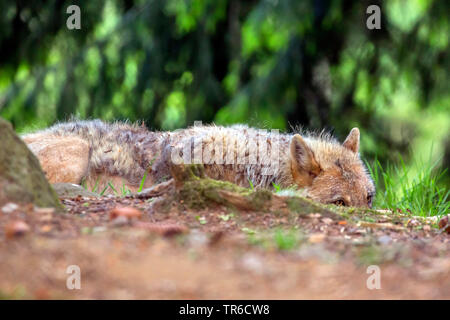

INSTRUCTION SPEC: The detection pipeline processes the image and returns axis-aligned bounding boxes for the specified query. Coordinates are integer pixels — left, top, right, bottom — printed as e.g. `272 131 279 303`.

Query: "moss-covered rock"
0 117 61 208
52 183 100 198
171 164 339 218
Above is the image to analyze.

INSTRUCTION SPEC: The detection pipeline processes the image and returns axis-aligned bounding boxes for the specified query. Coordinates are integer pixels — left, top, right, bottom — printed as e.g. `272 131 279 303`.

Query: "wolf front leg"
23 135 92 184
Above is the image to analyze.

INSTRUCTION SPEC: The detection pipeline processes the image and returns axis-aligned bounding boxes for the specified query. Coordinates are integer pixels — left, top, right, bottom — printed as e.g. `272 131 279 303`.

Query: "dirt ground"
0 187 449 299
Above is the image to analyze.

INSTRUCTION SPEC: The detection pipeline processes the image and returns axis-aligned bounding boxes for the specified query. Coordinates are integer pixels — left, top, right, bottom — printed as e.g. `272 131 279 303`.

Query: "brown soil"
0 187 448 300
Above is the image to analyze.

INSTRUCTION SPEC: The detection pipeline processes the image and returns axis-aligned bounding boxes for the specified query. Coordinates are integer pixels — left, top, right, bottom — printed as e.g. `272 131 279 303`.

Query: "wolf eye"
367 194 373 207
332 199 346 206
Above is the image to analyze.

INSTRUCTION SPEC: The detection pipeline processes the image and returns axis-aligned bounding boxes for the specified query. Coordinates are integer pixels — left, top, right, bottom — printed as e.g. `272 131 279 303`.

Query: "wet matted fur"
22 120 375 207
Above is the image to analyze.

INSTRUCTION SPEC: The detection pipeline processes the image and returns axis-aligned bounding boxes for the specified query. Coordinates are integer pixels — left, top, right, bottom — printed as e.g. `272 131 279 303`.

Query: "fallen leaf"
209 231 224 245
438 215 449 234
109 207 143 220
308 233 326 243
38 214 53 222
40 225 53 233
358 221 404 231
34 288 51 300
5 220 30 238
322 218 334 225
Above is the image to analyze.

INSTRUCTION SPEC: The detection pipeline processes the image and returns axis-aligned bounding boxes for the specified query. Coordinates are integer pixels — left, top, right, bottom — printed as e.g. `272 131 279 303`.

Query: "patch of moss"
286 197 338 217
246 228 305 252
179 177 243 209
273 229 301 251
248 189 272 211
179 178 273 211
356 244 412 267
174 164 271 210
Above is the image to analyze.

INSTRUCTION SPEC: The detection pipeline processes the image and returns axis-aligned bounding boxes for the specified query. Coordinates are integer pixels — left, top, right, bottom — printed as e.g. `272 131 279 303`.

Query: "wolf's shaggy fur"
22 120 375 207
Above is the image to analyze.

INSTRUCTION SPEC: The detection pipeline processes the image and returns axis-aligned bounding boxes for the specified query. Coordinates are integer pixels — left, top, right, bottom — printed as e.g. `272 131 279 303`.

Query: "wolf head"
290 128 375 208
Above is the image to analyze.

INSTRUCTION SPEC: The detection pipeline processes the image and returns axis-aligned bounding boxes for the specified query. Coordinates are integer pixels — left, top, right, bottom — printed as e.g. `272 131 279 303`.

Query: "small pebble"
109 206 143 220
377 235 392 245
1 203 19 214
309 233 326 243
110 216 129 227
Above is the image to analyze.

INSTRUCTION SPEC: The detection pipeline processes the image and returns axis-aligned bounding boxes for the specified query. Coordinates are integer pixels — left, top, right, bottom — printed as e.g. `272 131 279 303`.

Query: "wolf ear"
343 128 360 153
290 134 321 185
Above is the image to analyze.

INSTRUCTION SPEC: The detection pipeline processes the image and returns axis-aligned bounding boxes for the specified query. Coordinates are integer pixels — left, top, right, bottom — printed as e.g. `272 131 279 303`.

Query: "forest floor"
0 171 449 299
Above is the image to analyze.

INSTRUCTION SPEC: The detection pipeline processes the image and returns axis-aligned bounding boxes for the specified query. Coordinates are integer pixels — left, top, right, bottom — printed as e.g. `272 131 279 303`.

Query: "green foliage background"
0 0 448 187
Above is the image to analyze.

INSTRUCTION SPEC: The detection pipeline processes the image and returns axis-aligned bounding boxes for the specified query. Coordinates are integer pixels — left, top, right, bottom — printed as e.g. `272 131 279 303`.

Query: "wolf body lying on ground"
22 120 375 207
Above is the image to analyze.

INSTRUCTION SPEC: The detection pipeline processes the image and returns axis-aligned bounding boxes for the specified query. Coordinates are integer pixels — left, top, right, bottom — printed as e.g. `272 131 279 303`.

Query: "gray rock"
1 202 19 214
0 117 61 208
52 183 100 198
